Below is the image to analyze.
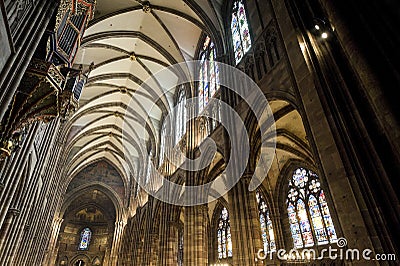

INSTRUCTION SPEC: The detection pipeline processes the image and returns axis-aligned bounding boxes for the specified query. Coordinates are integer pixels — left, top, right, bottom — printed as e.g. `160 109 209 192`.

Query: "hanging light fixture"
312 18 331 40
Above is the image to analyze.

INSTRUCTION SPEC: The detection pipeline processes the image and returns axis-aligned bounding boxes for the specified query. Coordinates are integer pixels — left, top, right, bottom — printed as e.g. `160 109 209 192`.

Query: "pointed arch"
285 167 338 248
212 205 232 260
256 190 277 254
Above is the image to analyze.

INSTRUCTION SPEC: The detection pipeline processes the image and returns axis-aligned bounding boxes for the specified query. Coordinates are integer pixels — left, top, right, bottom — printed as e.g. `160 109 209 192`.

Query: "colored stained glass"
298 199 314 247
256 191 276 253
209 48 216 97
227 226 233 257
231 13 243 63
217 207 233 259
237 2 251 53
231 0 252 64
175 88 186 144
288 203 303 248
287 167 338 248
319 191 338 242
198 52 206 113
309 195 328 245
78 228 92 250
217 230 222 259
198 36 220 114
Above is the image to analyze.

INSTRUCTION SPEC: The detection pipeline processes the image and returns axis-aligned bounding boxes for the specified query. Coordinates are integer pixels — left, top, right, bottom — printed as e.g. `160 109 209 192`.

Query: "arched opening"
55 188 117 265
74 259 85 266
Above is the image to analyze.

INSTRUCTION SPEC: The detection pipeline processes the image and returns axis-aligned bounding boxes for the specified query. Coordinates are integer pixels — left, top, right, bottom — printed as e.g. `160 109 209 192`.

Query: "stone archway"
55 188 117 266
70 254 90 266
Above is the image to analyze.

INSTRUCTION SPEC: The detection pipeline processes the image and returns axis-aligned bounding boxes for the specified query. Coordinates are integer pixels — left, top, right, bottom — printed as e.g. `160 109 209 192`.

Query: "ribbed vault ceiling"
65 0 222 184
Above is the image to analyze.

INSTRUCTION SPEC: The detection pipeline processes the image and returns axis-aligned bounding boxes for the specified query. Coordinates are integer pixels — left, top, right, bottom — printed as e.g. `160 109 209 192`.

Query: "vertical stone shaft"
229 176 264 265
184 205 208 266
110 220 126 266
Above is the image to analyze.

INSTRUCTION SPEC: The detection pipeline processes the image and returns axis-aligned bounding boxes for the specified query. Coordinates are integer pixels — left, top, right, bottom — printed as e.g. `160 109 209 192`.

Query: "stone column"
149 233 159 265
228 175 264 266
184 204 208 266
110 220 126 266
158 220 179 265
46 217 64 266
135 241 144 265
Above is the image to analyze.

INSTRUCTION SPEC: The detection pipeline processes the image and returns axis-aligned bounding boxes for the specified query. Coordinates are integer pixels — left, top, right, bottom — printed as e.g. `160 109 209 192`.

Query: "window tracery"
198 36 220 113
256 191 276 254
217 207 233 259
287 168 338 248
231 0 252 64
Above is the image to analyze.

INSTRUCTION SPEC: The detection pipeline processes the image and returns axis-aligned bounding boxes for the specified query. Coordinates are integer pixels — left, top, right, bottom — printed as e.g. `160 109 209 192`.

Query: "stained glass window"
288 202 303 249
297 199 314 247
198 36 220 113
231 0 252 64
175 88 186 144
78 228 92 250
145 152 152 185
256 191 276 254
286 168 338 248
75 260 85 266
159 121 166 166
217 207 233 259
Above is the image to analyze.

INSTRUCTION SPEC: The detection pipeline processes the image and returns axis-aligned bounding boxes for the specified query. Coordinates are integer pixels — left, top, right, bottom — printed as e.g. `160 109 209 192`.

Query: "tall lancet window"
256 191 276 254
217 207 233 259
198 36 220 113
145 152 152 185
78 227 92 250
231 0 252 64
159 121 166 166
287 168 338 249
175 88 186 144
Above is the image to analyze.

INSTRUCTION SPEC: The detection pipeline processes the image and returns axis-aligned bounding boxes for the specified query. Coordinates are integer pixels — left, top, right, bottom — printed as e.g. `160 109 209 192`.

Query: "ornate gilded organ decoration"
53 0 96 65
0 0 96 158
